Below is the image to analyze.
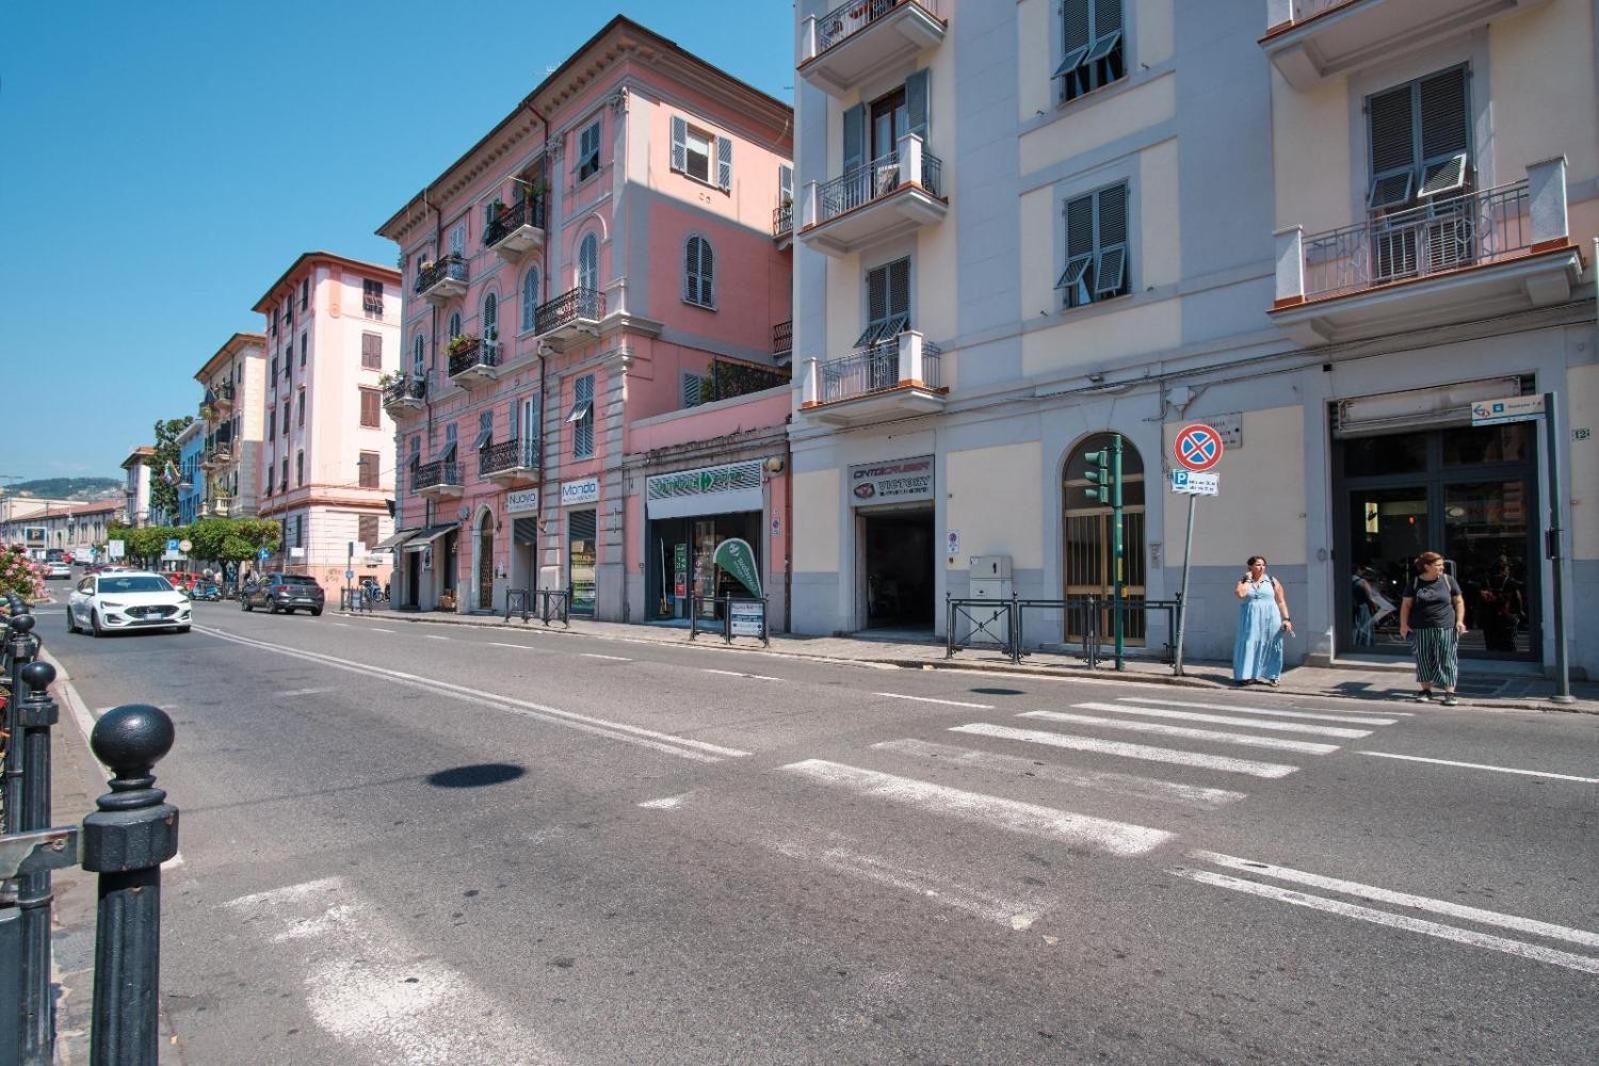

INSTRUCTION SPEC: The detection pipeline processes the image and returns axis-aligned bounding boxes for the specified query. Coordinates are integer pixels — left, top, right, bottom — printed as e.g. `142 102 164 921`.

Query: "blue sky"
0 2 791 484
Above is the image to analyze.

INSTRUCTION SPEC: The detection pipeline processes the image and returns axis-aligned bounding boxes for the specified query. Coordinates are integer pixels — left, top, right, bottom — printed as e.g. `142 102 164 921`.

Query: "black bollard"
81 705 178 1066
4 613 37 834
13 661 58 1065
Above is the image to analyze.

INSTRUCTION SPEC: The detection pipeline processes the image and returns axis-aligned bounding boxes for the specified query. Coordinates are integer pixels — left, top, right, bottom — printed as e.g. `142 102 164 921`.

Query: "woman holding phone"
1233 555 1292 686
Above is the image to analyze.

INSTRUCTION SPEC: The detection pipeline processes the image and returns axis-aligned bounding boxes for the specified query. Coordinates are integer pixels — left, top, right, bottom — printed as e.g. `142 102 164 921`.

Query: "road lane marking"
1073 701 1372 739
1170 867 1599 976
330 622 350 627
874 693 995 709
368 627 394 633
1020 710 1340 755
873 738 1247 810
225 877 561 1062
1117 697 1401 726
423 634 449 641
488 642 535 650
773 840 1048 930
779 759 1173 857
637 793 691 809
1357 751 1599 783
194 625 749 762
950 723 1299 778
580 653 631 661
279 687 337 698
702 668 782 681
1192 851 1599 949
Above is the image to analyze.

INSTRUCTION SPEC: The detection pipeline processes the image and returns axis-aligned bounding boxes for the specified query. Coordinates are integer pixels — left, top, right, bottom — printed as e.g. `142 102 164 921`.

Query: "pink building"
377 16 794 624
252 252 402 594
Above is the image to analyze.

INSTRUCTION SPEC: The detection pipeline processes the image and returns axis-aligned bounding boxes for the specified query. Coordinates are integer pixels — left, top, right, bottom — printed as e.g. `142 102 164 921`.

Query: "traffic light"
1083 449 1112 504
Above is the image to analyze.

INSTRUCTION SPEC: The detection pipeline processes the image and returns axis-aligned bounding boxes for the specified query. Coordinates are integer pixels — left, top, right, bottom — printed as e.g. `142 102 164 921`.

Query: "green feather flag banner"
712 538 762 598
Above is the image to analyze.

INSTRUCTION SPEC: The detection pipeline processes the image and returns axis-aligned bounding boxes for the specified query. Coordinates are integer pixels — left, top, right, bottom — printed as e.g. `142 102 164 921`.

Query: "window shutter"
867 264 888 325
842 104 866 174
887 258 911 320
1066 194 1095 258
684 237 699 302
779 164 793 204
1368 85 1416 176
1096 184 1127 247
716 135 733 191
1059 0 1092 75
671 116 687 172
681 374 703 408
1418 68 1468 160
905 69 929 140
360 388 380 427
699 240 714 306
1092 0 1123 43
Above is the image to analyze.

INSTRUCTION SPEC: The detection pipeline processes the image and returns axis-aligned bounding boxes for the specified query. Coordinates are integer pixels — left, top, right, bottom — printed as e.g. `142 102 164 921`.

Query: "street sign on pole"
1170 471 1219 496
257 547 270 561
1174 423 1224 472
108 541 124 560
1471 395 1544 426
1169 424 1225 675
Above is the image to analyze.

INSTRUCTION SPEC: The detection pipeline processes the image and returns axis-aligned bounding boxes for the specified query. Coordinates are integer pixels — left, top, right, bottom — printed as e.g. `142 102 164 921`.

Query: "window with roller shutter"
1056 182 1130 310
1366 66 1471 212
1056 0 1125 104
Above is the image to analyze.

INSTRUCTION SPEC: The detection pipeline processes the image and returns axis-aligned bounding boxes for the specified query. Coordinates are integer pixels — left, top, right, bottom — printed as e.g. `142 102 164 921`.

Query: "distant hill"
6 477 122 502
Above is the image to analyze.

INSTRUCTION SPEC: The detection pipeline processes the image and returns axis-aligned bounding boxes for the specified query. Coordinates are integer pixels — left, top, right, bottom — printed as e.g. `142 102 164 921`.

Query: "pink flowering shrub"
0 546 44 605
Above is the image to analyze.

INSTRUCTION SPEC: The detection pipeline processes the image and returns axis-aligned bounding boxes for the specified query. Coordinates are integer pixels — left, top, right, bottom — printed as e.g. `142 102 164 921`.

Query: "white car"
66 571 192 636
45 562 72 580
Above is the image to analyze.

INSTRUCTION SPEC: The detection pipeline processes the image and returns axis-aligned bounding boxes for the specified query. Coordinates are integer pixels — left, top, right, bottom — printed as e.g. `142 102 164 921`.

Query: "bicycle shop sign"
848 455 934 506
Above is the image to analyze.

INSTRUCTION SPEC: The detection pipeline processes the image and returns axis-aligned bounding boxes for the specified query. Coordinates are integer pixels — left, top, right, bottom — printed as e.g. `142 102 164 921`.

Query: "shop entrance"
568 509 597 616
1335 421 1539 661
860 508 934 631
647 511 762 623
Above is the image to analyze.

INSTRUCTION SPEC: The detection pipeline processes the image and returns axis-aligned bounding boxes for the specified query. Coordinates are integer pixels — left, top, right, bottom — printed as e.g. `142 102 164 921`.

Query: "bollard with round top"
14 660 60 1063
82 704 178 1066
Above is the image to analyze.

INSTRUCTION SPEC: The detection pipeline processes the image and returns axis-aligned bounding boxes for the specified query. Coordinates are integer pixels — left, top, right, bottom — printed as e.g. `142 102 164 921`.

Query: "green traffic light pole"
1084 436 1126 671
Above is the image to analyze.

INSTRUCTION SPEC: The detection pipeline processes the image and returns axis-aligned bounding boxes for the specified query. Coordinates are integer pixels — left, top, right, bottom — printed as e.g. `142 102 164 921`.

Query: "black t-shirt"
1404 574 1461 629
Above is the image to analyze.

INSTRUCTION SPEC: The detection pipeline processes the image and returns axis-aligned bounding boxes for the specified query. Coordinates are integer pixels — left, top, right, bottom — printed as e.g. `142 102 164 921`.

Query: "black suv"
241 574 326 616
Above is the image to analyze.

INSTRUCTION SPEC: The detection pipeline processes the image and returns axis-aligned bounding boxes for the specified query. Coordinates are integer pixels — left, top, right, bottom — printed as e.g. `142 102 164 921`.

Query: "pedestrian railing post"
81 704 178 1066
13 662 58 1065
4 614 38 835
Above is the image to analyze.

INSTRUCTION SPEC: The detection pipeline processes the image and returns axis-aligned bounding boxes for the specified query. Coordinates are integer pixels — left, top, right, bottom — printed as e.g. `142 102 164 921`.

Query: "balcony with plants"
799 0 945 95
533 287 605 352
415 253 469 304
800 328 944 426
479 437 540 487
798 135 946 257
445 334 499 388
413 459 463 500
380 371 428 417
484 193 547 261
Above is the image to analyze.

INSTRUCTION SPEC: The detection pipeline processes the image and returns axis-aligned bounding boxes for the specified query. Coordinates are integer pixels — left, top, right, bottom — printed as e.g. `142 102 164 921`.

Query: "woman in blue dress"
1233 555 1293 685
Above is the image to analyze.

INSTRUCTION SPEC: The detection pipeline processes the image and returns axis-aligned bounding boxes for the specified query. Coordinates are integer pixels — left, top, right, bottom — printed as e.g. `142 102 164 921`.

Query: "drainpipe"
524 96 553 603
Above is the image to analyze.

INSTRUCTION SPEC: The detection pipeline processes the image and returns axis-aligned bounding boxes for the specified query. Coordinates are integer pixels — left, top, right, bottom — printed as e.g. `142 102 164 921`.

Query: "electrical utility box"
964 555 1013 645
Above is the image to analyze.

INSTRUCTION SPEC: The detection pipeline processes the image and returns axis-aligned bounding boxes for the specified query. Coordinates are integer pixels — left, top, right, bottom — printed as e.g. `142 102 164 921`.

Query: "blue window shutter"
842 104 865 174
905 69 929 140
716 135 733 191
671 116 687 172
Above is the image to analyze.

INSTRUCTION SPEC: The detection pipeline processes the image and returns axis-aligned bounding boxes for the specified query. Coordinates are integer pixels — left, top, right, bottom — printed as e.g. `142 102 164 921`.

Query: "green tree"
186 518 280 565
149 415 195 520
108 523 176 568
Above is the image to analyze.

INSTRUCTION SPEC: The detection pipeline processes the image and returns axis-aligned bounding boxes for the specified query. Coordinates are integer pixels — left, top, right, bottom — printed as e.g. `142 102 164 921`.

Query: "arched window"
483 291 498 342
683 235 715 309
577 233 598 293
521 267 540 331
412 335 425 376
1062 434 1147 644
447 311 461 341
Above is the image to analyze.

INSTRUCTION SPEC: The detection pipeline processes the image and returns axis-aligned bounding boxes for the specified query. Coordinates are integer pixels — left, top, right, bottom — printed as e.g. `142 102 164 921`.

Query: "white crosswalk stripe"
1020 710 1341 755
950 723 1300 778
779 759 1173 856
873 738 1247 810
1071 701 1373 739
1116 697 1400 726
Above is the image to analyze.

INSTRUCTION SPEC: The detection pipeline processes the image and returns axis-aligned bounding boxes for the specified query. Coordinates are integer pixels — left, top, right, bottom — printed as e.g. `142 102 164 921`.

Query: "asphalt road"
38 601 1599 1064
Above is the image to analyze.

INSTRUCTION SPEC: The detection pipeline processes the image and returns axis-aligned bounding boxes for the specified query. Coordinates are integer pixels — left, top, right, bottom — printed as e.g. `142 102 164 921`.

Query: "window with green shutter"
1366 66 1471 211
1057 182 1130 310
857 258 910 347
1056 0 1125 104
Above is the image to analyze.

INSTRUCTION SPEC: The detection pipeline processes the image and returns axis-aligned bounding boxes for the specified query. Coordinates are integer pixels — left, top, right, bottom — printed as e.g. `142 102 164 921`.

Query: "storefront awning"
372 528 419 551
402 525 456 552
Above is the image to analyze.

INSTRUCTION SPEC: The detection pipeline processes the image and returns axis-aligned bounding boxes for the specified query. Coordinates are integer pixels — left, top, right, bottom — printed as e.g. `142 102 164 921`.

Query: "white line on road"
1170 867 1599 976
1357 751 1599 783
580 653 631 661
1192 851 1599 949
488 642 535 650
194 625 749 763
773 840 1048 930
874 692 995 709
1117 697 1401 726
873 738 1247 810
368 627 394 634
330 622 350 628
780 758 1173 857
950 723 1299 779
1073 701 1373 739
279 687 337 698
423 634 449 641
637 793 691 809
702 668 782 681
1020 710 1341 755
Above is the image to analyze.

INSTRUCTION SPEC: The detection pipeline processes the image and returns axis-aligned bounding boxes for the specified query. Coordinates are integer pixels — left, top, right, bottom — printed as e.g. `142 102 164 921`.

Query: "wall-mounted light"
764 457 785 474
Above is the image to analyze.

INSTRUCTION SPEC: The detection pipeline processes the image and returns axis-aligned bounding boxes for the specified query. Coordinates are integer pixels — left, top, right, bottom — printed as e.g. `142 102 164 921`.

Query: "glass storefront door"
1336 422 1538 661
568 509 597 615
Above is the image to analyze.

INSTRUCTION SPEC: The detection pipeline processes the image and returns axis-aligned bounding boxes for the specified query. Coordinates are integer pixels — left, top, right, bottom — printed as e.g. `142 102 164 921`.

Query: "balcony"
200 497 233 519
534 287 605 352
484 198 547 261
383 372 428 417
773 202 793 249
479 437 540 487
801 331 945 426
799 135 946 258
446 337 500 388
413 460 463 500
201 383 235 420
800 0 946 95
773 320 793 362
362 296 385 319
706 358 791 404
1262 0 1552 89
415 254 468 304
1271 159 1581 346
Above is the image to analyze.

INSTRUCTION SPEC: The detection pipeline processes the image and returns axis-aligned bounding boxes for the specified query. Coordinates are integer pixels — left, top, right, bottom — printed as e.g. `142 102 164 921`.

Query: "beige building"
194 332 268 518
0 498 123 557
121 446 155 527
253 252 402 592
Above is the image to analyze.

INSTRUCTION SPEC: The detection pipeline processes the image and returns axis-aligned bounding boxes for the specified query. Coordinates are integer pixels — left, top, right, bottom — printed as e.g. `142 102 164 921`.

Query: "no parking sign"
1173 423 1224 472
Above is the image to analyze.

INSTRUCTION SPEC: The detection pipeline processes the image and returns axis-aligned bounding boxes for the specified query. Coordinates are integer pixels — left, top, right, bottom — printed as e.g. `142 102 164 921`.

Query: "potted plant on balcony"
377 371 399 389
446 333 480 357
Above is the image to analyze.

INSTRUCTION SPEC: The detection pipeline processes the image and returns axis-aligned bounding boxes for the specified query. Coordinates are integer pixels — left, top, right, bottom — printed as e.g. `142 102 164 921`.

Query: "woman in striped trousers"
1398 551 1467 706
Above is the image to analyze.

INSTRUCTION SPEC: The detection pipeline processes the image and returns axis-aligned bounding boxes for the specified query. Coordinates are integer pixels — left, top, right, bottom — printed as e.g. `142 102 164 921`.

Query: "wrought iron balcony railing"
414 254 468 295
818 336 941 404
447 338 498 378
383 372 427 404
362 296 385 317
412 460 460 493
479 437 539 478
772 320 793 359
814 0 938 55
484 197 548 247
534 287 605 335
1301 181 1531 301
814 147 943 225
773 201 793 239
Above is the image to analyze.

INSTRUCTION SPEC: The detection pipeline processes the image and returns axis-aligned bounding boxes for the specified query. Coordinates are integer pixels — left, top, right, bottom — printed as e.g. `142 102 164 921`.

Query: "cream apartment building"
254 252 401 592
788 0 1598 678
194 332 268 518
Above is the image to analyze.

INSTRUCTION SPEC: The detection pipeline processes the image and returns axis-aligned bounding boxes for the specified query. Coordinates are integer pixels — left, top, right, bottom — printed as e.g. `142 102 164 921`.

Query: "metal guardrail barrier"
944 592 1184 670
687 595 770 646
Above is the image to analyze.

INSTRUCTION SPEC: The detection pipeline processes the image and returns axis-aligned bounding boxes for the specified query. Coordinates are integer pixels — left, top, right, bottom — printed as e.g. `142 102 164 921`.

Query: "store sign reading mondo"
1174 423 1224 472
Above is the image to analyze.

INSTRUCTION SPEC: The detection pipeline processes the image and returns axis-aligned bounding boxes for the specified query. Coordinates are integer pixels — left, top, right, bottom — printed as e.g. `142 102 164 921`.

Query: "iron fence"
414 253 468 295
447 338 498 378
773 202 793 239
815 147 944 225
384 372 427 405
943 593 1184 669
484 197 547 247
814 0 937 54
534 287 604 335
688 595 770 645
819 338 941 403
412 460 460 493
480 437 538 479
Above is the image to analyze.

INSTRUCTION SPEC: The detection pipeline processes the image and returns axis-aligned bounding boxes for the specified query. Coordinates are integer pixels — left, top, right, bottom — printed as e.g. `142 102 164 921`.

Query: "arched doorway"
475 508 495 611
1062 434 1147 644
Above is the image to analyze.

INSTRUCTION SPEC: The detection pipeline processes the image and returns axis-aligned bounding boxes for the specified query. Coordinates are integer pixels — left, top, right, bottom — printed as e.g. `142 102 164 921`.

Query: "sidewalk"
341 608 1599 714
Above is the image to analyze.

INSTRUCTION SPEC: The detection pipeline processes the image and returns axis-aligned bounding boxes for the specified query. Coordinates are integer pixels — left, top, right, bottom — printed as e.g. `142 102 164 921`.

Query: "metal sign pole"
1544 391 1574 704
1112 434 1125 671
1173 491 1197 676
